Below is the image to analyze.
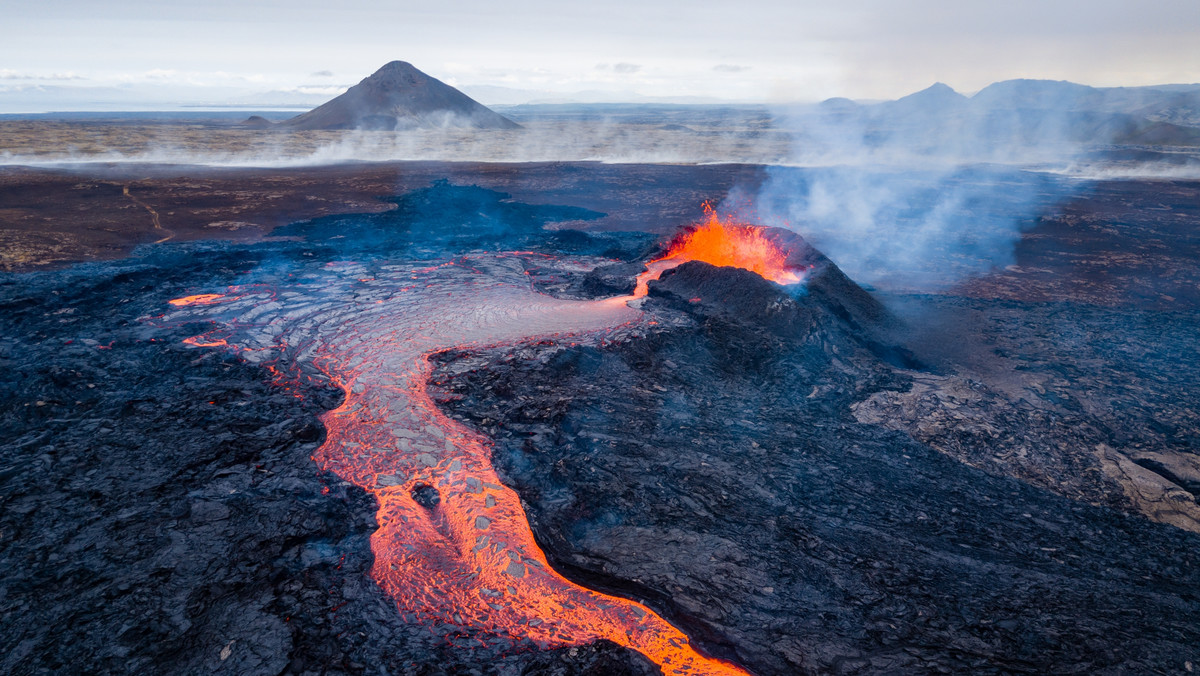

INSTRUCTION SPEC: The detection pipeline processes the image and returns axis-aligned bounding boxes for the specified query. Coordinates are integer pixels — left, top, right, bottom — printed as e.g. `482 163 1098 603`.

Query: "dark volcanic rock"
0 241 659 675
432 264 1200 676
650 256 917 370
0 254 374 675
0 161 765 273
651 261 822 338
281 61 520 131
410 483 441 509
581 261 647 296
273 179 653 259
8 169 1200 676
498 640 659 676
241 115 274 129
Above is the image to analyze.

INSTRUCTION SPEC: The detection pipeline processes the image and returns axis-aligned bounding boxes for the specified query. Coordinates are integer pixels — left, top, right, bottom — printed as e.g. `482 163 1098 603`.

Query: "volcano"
148 202 895 676
281 61 520 131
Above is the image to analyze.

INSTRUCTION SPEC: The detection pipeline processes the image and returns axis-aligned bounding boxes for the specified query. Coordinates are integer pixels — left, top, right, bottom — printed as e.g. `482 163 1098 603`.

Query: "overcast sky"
2 0 1199 105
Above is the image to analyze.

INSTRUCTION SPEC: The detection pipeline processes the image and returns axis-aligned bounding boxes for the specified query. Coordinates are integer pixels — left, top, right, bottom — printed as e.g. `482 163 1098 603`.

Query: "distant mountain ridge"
806 79 1200 152
277 61 519 131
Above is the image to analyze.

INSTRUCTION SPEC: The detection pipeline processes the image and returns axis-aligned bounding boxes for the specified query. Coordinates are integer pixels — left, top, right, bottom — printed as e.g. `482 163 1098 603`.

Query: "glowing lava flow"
166 256 747 676
635 205 803 296
168 293 228 307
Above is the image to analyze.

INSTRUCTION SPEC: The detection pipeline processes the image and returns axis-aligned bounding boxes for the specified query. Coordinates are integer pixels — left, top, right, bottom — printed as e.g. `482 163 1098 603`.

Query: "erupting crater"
166 254 748 675
635 204 805 296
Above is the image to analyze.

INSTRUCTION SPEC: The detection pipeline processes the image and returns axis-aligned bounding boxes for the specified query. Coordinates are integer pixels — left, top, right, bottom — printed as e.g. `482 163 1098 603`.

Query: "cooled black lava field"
2 166 1199 676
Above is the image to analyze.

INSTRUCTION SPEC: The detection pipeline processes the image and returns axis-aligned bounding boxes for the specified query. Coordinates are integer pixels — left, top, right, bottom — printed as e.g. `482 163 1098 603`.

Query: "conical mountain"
881 82 968 116
282 61 520 131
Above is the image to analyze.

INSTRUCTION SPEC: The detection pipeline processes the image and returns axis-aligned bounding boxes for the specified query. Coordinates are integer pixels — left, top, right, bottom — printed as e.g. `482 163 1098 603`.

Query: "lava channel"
165 254 747 675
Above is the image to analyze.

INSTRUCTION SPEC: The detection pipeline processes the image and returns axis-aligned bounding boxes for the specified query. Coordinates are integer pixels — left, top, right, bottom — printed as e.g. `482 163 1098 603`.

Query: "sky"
2 0 1199 108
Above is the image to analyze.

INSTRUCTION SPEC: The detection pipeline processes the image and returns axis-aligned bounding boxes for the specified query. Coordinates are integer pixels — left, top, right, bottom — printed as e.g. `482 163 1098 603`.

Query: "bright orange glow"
634 205 803 297
165 261 750 676
317 359 748 676
183 333 229 348
168 293 227 307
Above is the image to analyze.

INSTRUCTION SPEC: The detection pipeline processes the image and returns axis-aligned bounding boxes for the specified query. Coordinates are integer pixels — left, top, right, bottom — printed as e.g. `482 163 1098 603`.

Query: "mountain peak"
879 81 968 115
899 82 966 103
971 79 1100 110
366 61 425 83
281 61 520 131
377 60 418 72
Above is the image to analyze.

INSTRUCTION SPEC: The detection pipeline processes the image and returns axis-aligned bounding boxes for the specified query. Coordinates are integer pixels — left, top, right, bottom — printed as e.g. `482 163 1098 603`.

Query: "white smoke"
736 163 1069 291
727 98 1146 291
0 113 794 168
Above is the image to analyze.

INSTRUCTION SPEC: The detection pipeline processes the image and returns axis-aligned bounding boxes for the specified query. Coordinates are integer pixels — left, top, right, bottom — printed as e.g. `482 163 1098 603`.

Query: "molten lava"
168 293 227 307
635 205 803 296
165 257 747 676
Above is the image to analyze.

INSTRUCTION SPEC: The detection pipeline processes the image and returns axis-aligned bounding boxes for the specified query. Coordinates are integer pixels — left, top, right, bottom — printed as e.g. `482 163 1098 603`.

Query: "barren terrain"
0 161 763 271
1 151 1198 674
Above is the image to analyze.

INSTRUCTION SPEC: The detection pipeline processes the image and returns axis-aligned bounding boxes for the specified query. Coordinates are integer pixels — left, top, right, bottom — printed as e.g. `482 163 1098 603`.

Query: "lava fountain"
635 204 805 296
165 254 747 675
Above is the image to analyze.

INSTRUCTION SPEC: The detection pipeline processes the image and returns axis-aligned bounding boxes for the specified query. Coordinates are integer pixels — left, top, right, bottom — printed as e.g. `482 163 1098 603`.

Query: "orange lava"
168 293 227 307
317 356 747 675
165 264 749 676
635 205 802 297
182 332 230 348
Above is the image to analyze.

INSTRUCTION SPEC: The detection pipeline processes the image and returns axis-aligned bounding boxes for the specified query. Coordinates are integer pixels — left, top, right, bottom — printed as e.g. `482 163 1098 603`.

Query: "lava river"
166 254 747 675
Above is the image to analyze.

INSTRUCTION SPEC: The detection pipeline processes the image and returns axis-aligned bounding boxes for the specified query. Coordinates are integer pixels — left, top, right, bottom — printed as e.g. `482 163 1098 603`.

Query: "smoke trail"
734 94 1106 290
741 164 1068 290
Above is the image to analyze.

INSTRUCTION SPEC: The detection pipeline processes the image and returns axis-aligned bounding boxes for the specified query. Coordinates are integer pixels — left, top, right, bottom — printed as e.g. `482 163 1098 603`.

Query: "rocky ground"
856 295 1200 532
0 206 660 674
956 178 1200 309
430 261 1200 675
1 166 1199 674
0 162 762 271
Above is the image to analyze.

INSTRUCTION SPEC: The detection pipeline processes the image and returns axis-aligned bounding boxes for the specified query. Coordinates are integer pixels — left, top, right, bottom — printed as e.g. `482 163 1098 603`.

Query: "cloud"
713 64 751 73
594 63 643 74
310 70 334 77
0 70 87 81
289 85 350 95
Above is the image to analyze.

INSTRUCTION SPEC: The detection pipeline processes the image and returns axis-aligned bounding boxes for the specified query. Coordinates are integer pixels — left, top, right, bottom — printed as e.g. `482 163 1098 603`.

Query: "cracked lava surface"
166 254 747 675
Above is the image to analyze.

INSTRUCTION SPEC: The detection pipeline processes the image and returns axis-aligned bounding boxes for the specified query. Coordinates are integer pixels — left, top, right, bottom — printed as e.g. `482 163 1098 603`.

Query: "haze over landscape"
3 0 1199 109
3 3 1200 676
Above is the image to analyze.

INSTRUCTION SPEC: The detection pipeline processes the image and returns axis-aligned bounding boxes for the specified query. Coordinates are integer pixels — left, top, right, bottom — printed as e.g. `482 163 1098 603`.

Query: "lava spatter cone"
631 207 895 342
632 208 803 297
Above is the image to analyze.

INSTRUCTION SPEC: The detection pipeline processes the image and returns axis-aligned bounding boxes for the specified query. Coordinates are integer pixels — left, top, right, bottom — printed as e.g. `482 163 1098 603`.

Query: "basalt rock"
6 174 1199 676
648 259 921 370
272 180 654 260
0 241 660 675
581 261 646 296
432 263 1200 676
